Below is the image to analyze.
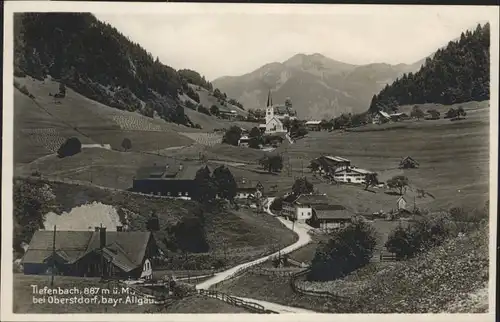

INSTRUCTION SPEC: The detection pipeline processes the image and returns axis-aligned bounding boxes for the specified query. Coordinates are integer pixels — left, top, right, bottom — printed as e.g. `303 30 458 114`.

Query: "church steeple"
266 89 273 107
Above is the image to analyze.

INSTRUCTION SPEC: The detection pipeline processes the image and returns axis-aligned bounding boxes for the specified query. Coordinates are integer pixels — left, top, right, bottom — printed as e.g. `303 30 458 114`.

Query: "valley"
8 11 492 316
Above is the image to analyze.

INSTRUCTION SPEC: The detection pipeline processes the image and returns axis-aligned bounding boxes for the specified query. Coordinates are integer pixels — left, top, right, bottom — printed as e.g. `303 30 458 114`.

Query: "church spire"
266 89 273 107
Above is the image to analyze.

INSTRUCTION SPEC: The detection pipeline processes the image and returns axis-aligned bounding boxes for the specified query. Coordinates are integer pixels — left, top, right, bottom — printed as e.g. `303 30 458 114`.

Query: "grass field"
13 274 246 313
286 101 489 212
13 77 195 164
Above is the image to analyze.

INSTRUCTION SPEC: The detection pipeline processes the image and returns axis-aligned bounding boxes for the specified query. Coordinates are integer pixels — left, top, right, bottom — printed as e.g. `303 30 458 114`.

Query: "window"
178 192 182 196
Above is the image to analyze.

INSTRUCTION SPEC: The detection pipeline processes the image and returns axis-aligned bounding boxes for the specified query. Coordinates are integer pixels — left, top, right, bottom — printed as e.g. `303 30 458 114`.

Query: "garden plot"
21 128 68 153
180 132 223 146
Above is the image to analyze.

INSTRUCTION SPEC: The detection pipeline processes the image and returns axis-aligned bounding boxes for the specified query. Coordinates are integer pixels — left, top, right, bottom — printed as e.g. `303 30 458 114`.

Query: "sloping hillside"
370 23 490 112
213 53 425 119
14 77 195 164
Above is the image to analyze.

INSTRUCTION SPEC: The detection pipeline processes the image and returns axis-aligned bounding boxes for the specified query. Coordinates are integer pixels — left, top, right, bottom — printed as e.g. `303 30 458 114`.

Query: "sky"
94 5 493 81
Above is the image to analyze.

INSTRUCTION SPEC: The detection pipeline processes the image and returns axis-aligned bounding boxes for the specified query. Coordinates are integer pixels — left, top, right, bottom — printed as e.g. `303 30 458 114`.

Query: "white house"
333 166 375 184
238 135 250 147
282 193 330 223
397 196 407 210
372 111 391 124
305 120 322 131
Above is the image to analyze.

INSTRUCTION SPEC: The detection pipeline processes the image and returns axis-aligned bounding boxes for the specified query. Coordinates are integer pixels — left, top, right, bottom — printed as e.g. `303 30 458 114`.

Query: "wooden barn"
399 156 419 169
22 228 160 280
307 204 354 230
131 163 208 199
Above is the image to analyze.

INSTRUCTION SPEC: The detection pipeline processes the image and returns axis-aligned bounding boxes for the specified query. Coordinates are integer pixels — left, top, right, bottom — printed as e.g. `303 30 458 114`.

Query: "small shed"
397 196 407 210
399 156 419 169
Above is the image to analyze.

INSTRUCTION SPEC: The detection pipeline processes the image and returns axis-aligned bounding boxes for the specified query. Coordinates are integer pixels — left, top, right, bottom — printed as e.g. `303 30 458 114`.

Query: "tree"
121 138 132 151
222 126 242 146
410 106 425 120
269 197 283 212
13 179 56 254
384 224 414 260
212 166 237 202
426 109 441 119
456 106 467 119
146 210 160 231
282 118 291 132
197 104 211 116
444 108 457 119
59 82 66 97
249 127 261 138
308 219 377 281
364 173 379 191
386 175 410 195
57 137 82 158
292 177 314 196
259 155 283 173
210 105 220 116
191 166 217 204
248 137 261 149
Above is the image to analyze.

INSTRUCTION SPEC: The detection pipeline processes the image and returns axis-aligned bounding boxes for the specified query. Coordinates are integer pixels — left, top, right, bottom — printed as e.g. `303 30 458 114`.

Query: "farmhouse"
305 120 322 131
310 155 351 174
260 90 297 135
390 112 409 121
219 110 237 120
22 228 159 280
333 166 375 184
307 205 354 231
131 163 206 199
235 178 264 199
238 135 250 147
399 156 419 169
282 194 330 222
372 110 391 124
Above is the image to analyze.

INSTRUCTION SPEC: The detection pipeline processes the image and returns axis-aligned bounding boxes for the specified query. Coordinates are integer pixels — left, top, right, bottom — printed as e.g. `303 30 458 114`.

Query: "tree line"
369 23 490 113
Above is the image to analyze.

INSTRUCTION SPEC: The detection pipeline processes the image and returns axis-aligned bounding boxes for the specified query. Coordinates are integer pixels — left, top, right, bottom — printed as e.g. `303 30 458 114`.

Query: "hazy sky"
94 5 493 81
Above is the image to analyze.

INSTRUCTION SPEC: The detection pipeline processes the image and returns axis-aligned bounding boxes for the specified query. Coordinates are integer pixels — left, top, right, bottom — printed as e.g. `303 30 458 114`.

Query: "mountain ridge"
212 52 428 119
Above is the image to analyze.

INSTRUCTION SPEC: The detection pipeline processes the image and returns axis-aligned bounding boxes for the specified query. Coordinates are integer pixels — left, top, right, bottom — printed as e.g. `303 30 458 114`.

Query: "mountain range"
212 53 431 119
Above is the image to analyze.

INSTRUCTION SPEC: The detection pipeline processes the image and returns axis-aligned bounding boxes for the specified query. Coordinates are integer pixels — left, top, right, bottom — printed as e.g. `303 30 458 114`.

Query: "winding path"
196 197 315 313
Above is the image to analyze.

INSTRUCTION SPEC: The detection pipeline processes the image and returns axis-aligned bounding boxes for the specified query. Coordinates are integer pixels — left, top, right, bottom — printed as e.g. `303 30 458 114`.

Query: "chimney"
116 226 123 232
99 227 106 249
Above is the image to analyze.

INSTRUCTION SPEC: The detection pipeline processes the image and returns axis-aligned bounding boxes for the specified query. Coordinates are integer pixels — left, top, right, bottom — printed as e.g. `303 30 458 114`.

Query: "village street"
195 197 315 313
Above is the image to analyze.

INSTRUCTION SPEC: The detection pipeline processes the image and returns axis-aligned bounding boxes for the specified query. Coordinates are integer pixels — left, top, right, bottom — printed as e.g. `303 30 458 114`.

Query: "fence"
198 289 278 314
289 269 348 302
249 266 305 278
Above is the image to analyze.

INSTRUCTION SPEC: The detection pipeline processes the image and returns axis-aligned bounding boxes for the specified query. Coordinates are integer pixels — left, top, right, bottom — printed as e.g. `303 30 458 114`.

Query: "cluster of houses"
309 155 377 185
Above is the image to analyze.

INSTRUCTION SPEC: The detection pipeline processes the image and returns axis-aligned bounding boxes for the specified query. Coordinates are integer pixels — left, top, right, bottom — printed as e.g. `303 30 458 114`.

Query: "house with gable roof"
22 228 159 280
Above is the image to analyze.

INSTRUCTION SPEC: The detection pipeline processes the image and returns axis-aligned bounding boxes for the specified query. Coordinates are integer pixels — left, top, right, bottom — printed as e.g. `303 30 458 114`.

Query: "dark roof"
136 164 203 181
314 209 353 220
23 231 152 272
313 204 346 211
293 194 330 205
401 156 419 165
237 179 262 190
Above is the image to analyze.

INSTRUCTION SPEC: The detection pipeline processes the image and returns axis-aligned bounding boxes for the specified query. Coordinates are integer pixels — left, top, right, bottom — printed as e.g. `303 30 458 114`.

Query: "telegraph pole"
50 225 56 287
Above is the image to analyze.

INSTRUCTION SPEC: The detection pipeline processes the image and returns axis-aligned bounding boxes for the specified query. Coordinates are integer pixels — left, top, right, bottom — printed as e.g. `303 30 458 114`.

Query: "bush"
121 138 132 151
198 105 211 116
222 126 242 146
308 218 377 281
57 137 82 158
270 197 283 212
184 100 197 110
385 214 451 260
